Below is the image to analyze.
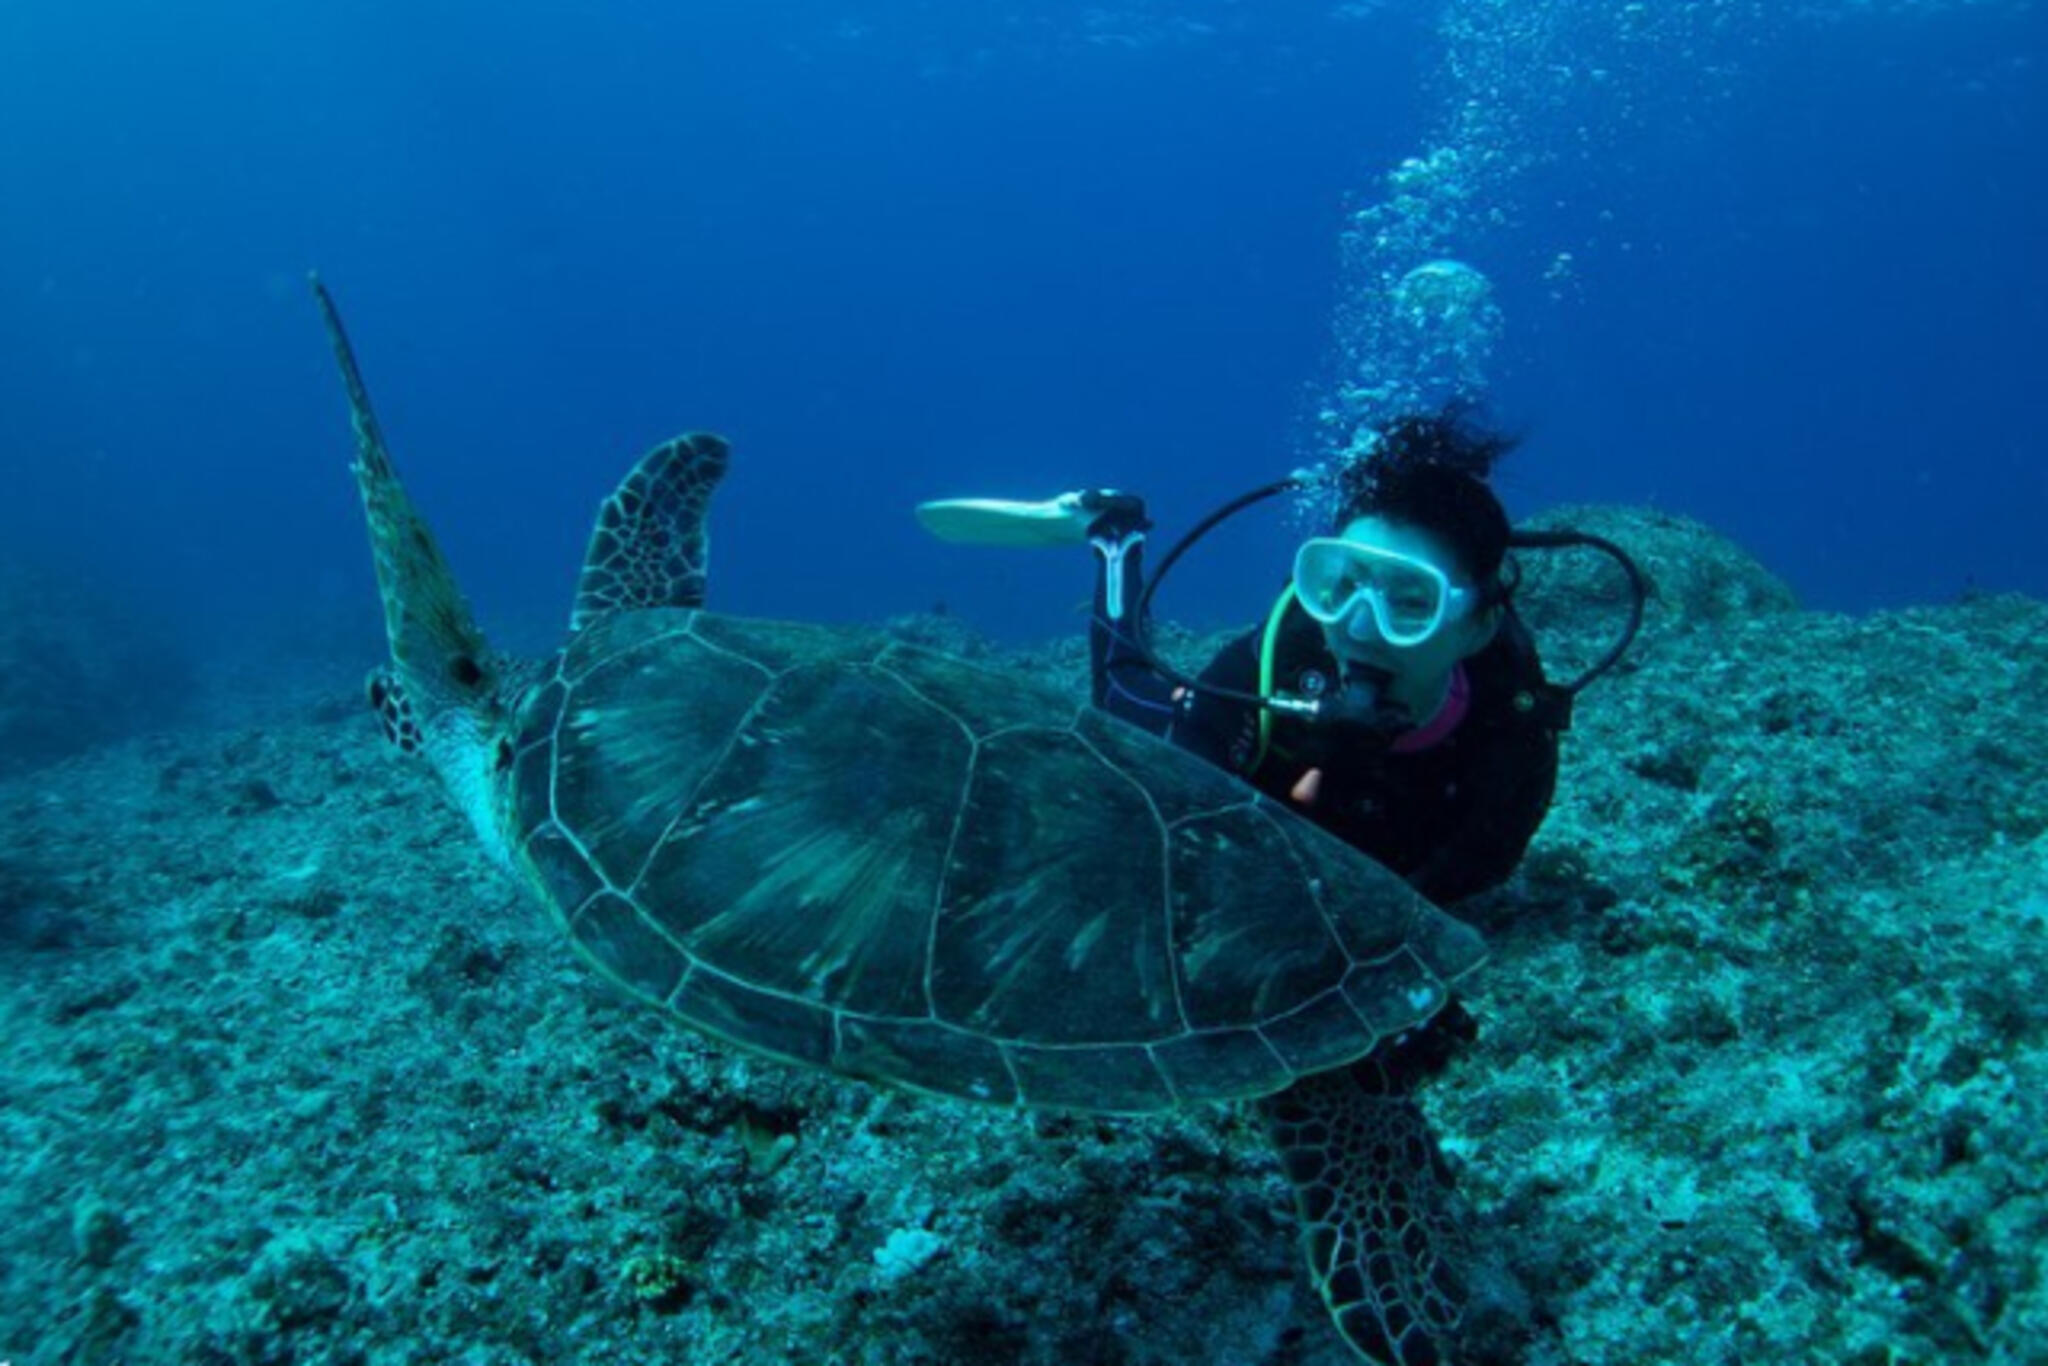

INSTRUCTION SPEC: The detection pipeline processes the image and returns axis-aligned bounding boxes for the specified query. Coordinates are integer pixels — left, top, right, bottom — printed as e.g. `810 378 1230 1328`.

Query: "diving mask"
1290 536 1476 648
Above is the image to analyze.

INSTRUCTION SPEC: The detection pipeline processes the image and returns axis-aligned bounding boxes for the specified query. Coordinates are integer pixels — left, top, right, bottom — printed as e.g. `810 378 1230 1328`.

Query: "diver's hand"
1290 768 1323 808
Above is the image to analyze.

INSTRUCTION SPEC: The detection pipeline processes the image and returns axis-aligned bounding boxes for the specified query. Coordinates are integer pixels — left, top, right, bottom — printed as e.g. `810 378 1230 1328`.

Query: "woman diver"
1079 410 1587 905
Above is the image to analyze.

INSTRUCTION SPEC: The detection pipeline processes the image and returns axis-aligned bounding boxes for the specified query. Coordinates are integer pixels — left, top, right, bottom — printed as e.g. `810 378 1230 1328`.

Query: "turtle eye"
449 654 486 690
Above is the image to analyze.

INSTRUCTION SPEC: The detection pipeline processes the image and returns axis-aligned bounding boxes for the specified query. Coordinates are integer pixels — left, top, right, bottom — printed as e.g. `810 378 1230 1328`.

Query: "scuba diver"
1086 411 1562 903
922 409 1642 903
920 406 1644 1366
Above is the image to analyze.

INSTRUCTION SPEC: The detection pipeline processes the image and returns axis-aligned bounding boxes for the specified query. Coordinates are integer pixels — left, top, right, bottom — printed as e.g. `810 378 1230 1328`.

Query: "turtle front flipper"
571 433 732 630
310 276 497 718
1263 1062 1471 1366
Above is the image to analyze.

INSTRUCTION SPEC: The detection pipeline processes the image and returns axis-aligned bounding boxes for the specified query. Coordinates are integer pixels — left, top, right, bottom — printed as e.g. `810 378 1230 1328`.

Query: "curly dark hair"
1330 407 1517 589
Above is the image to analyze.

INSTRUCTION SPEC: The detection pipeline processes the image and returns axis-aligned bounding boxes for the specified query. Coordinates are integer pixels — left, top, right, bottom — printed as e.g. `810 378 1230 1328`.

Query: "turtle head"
313 277 519 866
366 664 520 870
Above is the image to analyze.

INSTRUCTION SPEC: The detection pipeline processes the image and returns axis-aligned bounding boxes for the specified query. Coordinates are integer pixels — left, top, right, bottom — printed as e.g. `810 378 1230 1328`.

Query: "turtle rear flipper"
1264 1066 1471 1366
571 433 731 630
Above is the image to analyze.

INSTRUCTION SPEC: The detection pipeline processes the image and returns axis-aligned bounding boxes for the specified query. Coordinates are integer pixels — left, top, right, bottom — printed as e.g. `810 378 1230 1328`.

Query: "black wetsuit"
1090 541 1562 906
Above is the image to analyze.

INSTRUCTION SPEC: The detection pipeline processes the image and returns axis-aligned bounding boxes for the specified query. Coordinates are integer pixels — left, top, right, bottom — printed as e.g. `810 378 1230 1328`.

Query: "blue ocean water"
0 0 2040 662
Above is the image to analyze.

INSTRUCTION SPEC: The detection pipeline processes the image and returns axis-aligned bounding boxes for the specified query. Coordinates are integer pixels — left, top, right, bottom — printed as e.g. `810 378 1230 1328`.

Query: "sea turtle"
313 278 1495 1366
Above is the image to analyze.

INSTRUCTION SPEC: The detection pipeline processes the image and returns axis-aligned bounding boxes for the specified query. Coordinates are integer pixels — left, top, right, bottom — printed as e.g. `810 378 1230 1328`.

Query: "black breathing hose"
1505 528 1648 695
1113 477 1313 715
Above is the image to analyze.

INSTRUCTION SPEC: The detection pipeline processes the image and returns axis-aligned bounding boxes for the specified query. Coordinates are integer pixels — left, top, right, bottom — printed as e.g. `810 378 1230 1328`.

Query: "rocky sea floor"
3 511 2045 1365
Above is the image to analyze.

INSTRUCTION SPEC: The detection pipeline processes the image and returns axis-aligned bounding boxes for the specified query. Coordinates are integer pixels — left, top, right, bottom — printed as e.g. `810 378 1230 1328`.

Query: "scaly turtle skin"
314 278 1493 1365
